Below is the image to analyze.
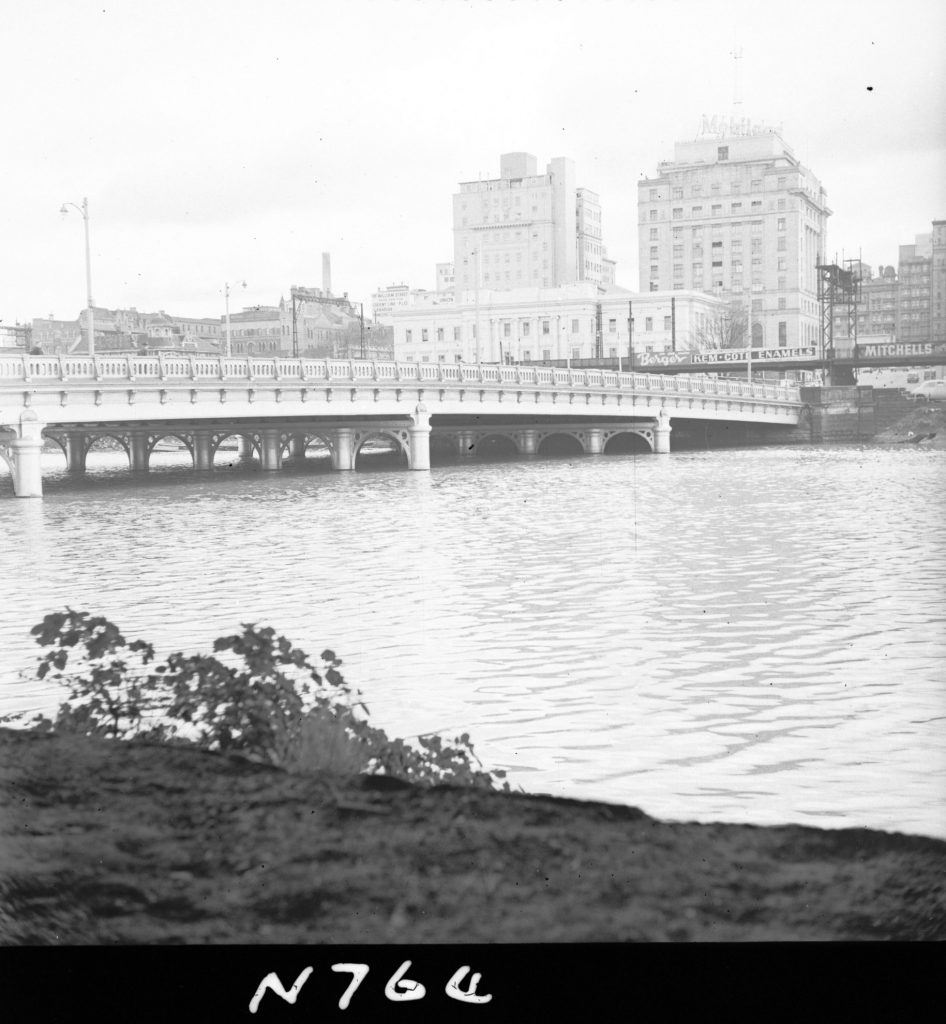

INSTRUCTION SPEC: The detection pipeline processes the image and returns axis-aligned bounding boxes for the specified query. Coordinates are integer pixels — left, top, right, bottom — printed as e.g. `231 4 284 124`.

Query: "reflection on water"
1 444 944 838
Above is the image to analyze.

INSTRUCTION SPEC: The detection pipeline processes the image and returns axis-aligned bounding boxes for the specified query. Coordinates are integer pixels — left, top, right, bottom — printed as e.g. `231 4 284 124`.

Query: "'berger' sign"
637 347 819 367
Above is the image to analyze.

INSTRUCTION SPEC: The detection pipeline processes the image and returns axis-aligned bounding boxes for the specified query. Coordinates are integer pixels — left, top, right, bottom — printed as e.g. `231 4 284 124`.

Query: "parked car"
908 379 946 400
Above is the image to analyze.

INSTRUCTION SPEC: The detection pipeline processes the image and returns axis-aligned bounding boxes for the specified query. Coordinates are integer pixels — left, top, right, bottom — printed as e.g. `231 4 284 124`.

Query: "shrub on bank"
16 609 508 791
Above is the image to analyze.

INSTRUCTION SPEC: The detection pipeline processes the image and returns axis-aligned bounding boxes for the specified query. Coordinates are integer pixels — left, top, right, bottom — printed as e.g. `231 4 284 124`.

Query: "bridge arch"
603 430 654 454
211 431 260 468
473 433 519 460
147 431 196 469
353 429 409 471
281 431 335 470
0 435 15 492
429 432 461 462
84 432 132 467
537 432 584 458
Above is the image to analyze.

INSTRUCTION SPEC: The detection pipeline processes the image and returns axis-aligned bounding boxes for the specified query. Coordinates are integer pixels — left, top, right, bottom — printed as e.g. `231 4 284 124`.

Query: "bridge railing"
0 354 801 403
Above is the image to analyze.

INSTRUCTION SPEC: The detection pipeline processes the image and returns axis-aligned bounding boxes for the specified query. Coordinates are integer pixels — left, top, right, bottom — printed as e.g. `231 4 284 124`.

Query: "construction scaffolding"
816 261 860 384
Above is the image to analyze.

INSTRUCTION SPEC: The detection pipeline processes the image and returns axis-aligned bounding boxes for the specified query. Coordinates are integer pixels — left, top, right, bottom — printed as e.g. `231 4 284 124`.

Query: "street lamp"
60 197 94 356
223 280 246 357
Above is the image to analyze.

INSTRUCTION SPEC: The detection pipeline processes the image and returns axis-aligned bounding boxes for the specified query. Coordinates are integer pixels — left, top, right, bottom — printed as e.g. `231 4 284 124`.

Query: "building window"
777 217 786 231
649 209 658 221
777 199 786 211
571 319 579 333
731 202 742 212
777 237 787 251
650 282 659 292
645 317 653 331
522 322 530 336
650 227 659 240
422 329 428 342
571 347 581 360
692 206 703 216
405 329 412 343
453 327 460 341
649 188 657 201
664 316 672 330
777 258 786 271
503 321 511 337
608 318 617 332
672 208 683 219
751 299 762 312
542 320 550 335
712 204 722 215
777 176 786 188
523 350 531 361
751 200 762 209
437 328 444 342
650 246 658 258
422 354 430 362
778 321 787 346
672 187 683 199
718 146 729 161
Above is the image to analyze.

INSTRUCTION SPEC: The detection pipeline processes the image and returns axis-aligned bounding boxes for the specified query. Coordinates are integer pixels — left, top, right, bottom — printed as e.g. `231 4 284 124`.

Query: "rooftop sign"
698 114 784 139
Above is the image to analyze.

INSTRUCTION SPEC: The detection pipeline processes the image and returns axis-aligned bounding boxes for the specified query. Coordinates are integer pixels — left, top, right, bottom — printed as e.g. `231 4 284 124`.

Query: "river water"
1 444 944 838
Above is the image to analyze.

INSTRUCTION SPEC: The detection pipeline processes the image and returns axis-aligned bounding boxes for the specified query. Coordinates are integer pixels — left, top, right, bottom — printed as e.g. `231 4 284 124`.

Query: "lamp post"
60 197 93 356
224 280 246 357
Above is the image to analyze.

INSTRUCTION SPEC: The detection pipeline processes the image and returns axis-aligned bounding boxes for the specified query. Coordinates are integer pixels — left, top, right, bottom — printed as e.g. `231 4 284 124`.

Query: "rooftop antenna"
732 42 743 113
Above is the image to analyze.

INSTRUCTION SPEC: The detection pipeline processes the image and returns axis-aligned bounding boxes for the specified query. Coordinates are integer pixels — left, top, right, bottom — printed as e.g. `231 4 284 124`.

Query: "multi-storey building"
453 152 615 295
389 282 726 365
830 263 899 343
638 132 829 352
371 283 453 325
933 220 946 345
897 233 933 344
227 290 392 359
435 263 455 293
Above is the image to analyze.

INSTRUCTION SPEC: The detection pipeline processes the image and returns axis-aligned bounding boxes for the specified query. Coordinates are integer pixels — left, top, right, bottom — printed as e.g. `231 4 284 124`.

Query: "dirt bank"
2 727 944 945
874 401 946 448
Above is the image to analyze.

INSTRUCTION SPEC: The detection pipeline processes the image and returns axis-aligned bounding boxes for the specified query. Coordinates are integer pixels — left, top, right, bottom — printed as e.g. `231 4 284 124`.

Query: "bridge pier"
654 411 672 454
331 428 354 471
7 413 45 497
237 435 256 463
407 403 431 471
457 429 477 457
193 430 214 472
64 431 87 475
585 428 604 455
259 428 283 472
516 429 538 457
286 434 307 463
129 432 150 473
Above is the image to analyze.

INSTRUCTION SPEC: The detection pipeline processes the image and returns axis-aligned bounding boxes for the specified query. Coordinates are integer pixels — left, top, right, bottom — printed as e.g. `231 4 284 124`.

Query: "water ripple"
1 444 944 837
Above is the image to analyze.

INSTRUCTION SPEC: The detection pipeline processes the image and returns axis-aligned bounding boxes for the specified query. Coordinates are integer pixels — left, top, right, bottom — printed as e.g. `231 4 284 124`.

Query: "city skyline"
2 0 944 325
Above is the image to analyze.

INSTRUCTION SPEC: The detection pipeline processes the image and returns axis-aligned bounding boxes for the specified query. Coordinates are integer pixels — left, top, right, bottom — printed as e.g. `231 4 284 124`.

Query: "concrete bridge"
0 353 803 497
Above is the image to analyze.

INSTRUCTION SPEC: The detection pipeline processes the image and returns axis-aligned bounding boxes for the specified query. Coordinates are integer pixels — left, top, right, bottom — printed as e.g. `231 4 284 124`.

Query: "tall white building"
453 152 615 295
638 131 829 350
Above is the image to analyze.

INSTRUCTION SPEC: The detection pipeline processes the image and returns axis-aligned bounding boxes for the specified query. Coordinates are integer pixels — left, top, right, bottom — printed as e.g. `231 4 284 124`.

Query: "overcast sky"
2 0 944 325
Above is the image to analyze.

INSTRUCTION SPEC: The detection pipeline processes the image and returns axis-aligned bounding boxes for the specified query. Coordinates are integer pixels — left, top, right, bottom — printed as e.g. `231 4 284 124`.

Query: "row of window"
648 175 789 202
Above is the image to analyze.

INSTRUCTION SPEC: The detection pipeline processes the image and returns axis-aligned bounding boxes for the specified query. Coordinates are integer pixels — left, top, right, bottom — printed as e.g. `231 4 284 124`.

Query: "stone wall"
744 386 917 445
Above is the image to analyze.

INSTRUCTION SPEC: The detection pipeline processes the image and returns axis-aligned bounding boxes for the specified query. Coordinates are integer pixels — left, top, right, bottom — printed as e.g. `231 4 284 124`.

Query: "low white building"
390 282 728 364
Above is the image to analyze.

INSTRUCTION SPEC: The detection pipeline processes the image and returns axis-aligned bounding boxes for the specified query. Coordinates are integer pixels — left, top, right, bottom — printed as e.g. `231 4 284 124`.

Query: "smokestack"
322 252 332 296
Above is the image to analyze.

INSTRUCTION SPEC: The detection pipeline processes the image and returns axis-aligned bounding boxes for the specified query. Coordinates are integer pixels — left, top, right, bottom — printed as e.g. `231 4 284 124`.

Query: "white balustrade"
0 353 801 405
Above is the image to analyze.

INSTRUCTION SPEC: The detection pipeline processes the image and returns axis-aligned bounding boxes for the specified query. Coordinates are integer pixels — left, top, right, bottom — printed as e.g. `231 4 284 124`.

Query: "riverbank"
874 401 946 448
2 726 943 944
